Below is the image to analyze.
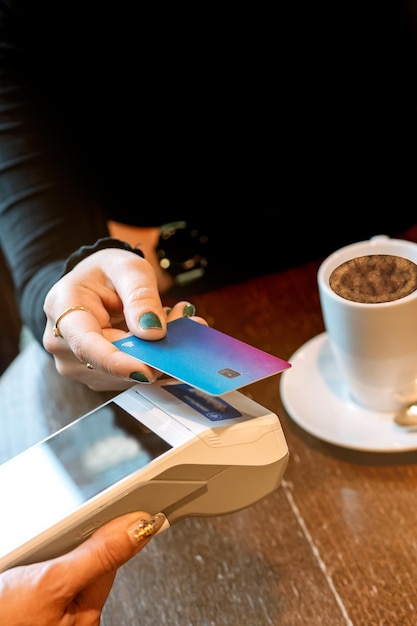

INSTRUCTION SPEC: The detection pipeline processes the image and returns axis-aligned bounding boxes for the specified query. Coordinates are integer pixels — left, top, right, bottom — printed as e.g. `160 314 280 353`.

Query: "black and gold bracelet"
156 221 209 286
63 237 145 275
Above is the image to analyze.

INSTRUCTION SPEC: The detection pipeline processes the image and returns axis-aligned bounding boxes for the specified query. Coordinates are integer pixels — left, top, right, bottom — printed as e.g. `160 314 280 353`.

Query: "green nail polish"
183 303 196 317
129 372 151 383
139 312 162 330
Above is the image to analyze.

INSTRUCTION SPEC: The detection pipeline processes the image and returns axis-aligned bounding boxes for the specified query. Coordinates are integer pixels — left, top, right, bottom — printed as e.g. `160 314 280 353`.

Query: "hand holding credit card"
113 317 291 395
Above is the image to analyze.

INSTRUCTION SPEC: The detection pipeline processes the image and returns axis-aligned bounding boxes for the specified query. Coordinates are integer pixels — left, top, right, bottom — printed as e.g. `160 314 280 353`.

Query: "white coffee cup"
317 235 417 412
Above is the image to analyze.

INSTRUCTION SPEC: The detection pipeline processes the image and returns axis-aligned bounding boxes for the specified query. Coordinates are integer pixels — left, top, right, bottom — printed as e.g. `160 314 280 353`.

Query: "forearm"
0 142 109 344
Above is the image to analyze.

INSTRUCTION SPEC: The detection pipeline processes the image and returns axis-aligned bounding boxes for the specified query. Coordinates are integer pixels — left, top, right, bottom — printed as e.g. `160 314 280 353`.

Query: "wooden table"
2 229 417 626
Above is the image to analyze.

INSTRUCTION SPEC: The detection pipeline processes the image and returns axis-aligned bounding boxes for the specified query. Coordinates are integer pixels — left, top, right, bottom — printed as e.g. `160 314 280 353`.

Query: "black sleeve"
0 1 109 344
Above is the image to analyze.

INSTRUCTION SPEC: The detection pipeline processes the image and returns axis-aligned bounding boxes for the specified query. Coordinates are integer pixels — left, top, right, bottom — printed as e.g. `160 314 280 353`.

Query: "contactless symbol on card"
120 341 134 348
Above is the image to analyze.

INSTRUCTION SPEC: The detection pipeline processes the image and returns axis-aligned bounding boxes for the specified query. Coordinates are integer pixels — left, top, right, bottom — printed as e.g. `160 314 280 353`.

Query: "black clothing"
1 1 417 344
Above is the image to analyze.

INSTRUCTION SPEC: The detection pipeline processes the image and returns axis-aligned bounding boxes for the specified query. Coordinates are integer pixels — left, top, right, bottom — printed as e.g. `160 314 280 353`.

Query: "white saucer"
280 332 417 452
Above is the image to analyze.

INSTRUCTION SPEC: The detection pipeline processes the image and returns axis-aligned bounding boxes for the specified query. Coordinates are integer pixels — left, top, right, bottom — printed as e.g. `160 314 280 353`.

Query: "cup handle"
370 234 390 242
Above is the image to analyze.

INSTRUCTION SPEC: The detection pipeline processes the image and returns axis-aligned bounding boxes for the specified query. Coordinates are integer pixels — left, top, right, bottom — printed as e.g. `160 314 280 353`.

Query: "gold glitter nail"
132 513 167 543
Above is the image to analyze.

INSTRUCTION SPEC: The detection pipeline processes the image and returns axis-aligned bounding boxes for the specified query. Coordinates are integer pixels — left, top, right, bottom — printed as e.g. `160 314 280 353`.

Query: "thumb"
104 252 168 340
59 512 167 586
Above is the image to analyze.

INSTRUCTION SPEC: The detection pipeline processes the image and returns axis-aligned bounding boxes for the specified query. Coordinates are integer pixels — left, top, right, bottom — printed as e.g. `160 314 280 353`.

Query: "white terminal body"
0 379 289 571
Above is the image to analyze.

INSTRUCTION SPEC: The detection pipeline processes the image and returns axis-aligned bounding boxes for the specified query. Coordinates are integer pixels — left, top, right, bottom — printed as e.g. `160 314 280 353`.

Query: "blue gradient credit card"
113 317 291 395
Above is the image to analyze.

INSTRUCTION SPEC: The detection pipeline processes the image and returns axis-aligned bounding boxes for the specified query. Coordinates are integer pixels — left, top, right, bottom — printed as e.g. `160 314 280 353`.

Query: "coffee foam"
329 254 417 303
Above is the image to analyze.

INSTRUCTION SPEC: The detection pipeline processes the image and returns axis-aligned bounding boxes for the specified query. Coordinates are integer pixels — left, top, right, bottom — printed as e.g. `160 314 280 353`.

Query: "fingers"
165 301 208 326
43 301 203 391
44 322 161 391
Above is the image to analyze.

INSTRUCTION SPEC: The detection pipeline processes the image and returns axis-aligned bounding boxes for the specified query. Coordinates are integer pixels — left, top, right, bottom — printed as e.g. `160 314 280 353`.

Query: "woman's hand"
43 248 207 391
0 511 166 626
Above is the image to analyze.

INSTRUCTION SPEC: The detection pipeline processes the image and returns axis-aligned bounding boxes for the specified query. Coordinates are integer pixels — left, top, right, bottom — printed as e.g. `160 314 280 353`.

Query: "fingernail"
139 312 162 330
129 371 151 383
165 307 172 316
182 303 196 317
128 512 167 545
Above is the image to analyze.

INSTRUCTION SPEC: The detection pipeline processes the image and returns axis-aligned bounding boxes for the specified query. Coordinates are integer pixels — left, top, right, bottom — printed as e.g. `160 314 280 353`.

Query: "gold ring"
53 306 93 338
86 362 95 370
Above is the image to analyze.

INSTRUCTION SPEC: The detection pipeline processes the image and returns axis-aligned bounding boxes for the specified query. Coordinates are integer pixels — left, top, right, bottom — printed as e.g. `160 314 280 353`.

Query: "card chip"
218 368 241 379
